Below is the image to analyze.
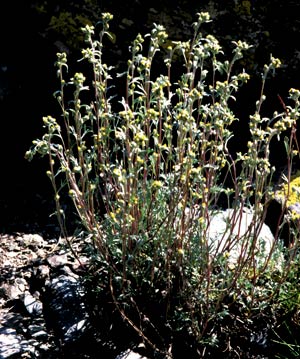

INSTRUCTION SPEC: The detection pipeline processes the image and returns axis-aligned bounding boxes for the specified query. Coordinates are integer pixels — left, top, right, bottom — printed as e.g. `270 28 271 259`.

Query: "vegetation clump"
26 12 300 357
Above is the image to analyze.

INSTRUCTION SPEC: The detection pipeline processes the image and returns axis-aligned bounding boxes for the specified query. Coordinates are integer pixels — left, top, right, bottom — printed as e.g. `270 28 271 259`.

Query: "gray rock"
1 277 28 301
47 253 69 268
28 323 48 338
0 328 22 358
43 274 89 344
23 291 43 316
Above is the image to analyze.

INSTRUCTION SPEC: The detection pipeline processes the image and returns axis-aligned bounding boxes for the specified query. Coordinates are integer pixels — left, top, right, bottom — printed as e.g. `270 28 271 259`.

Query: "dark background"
0 2 58 234
1 1 299 235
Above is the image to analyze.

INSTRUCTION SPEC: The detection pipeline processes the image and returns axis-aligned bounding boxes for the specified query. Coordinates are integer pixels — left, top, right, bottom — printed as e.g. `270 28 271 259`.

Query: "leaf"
284 136 289 155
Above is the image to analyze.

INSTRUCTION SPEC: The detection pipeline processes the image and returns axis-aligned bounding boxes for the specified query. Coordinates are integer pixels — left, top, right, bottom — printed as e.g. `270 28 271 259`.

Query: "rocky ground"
0 232 148 359
0 182 298 358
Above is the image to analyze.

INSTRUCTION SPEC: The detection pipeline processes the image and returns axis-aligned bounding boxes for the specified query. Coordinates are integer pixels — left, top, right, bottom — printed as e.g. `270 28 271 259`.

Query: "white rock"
115 349 149 359
207 207 283 269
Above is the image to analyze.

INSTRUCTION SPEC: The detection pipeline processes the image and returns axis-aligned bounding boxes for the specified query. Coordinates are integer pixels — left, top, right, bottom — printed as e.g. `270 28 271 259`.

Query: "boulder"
207 207 283 269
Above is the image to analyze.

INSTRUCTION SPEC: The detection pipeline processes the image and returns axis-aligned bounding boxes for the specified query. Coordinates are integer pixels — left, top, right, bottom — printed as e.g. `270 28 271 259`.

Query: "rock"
0 328 22 359
23 290 43 316
207 207 283 268
47 253 69 268
0 232 94 356
43 274 90 345
116 349 149 359
27 323 48 338
22 233 48 248
1 278 28 301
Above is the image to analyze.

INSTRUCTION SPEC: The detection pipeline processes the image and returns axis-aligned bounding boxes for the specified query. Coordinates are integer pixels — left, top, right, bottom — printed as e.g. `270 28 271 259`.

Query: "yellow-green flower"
151 180 163 190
